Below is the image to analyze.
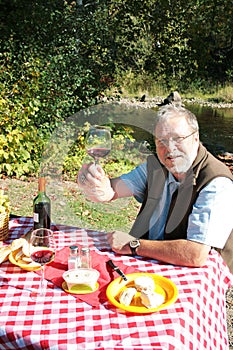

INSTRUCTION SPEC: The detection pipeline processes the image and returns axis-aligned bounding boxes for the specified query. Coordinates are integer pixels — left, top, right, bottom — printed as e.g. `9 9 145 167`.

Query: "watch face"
130 240 140 248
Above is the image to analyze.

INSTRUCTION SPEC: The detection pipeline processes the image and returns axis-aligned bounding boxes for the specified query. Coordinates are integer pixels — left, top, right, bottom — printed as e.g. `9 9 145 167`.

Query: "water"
125 104 233 155
76 102 233 155
186 104 233 154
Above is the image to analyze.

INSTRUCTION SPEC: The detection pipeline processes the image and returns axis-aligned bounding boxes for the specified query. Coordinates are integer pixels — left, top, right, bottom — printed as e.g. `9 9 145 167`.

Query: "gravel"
227 287 233 348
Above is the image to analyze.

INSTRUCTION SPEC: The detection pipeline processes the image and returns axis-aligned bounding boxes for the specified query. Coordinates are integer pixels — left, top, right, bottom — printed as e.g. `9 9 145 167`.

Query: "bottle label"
33 202 51 229
33 212 39 223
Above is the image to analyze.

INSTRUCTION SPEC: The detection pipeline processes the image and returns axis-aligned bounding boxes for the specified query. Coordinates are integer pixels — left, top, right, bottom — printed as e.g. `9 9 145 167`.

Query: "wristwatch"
129 239 140 255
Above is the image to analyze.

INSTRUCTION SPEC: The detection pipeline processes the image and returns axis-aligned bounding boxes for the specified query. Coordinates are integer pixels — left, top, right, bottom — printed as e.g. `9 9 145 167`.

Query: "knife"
107 260 128 281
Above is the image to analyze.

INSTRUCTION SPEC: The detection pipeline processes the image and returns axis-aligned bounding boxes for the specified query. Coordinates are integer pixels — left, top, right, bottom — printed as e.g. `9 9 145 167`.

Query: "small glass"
68 245 81 269
80 247 91 268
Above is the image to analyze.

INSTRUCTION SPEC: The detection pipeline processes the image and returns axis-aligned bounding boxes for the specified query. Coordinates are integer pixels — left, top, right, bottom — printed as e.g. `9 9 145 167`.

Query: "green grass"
109 71 233 103
0 178 37 217
0 178 140 233
50 180 140 232
68 191 140 232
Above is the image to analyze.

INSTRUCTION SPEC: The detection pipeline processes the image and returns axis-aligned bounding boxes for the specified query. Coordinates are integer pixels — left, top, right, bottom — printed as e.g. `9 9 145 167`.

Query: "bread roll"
140 291 165 309
134 276 155 292
10 238 25 251
0 246 11 264
119 287 137 306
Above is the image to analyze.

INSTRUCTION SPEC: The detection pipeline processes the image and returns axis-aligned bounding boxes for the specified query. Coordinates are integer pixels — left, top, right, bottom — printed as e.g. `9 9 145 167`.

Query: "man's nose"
166 139 177 150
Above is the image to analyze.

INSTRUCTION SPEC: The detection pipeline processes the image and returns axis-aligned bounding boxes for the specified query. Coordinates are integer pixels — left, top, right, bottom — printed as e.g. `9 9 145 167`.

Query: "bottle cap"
81 247 90 252
69 245 79 253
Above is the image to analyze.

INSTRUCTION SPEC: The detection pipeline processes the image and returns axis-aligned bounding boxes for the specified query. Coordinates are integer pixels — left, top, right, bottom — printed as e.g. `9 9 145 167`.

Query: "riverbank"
111 95 233 165
111 95 233 110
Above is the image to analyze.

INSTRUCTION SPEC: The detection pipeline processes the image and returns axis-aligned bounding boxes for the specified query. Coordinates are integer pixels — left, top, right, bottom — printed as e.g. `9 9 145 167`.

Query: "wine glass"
29 228 56 299
85 125 111 164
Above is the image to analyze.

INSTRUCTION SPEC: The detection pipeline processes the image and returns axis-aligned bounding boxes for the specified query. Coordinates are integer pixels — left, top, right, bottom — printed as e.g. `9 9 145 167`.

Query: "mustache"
165 152 183 158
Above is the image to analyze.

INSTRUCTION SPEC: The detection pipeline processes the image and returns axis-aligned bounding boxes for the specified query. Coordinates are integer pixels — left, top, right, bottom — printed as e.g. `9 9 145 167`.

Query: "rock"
157 91 182 107
140 94 146 102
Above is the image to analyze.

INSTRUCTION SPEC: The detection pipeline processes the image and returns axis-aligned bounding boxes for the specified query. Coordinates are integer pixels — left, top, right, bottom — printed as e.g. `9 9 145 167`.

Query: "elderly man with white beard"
78 105 233 272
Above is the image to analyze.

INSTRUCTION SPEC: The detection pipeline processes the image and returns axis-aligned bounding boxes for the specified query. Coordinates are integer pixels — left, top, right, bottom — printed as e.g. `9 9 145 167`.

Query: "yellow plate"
8 249 41 272
62 281 99 295
106 272 178 313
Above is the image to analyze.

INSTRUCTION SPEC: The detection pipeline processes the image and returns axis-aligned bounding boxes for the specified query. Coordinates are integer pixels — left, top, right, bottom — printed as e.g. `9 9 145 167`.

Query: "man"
78 105 233 270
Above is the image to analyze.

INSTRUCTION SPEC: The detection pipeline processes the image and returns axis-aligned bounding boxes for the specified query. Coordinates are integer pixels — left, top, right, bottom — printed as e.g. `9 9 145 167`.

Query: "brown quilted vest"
129 144 233 272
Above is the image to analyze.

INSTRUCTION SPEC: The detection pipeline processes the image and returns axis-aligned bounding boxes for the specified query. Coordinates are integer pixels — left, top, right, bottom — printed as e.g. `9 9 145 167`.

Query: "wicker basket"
0 210 9 241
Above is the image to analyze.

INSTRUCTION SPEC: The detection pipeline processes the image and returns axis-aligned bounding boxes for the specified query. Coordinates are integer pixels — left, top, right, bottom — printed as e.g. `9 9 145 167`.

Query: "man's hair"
154 105 199 132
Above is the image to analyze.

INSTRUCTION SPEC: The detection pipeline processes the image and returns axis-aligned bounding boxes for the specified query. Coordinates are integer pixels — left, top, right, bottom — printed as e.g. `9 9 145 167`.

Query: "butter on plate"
62 268 99 291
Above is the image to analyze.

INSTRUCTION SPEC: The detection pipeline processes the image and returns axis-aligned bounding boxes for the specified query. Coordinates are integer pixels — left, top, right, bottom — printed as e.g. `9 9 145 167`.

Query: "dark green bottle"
33 177 51 229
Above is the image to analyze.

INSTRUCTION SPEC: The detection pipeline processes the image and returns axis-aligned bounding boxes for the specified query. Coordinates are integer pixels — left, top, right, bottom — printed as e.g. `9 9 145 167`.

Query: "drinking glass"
30 228 56 299
85 125 111 164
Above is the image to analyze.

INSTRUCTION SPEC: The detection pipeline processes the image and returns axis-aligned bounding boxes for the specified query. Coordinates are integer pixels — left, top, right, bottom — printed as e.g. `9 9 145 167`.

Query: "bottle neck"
38 177 46 192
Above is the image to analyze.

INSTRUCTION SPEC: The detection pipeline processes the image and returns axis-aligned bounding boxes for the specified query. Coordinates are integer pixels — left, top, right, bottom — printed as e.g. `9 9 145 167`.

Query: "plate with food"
9 248 41 271
106 272 178 313
2 233 41 271
62 268 100 294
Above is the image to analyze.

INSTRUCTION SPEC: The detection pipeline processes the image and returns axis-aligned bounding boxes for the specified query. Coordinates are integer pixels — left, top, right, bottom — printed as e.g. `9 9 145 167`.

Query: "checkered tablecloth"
0 217 232 350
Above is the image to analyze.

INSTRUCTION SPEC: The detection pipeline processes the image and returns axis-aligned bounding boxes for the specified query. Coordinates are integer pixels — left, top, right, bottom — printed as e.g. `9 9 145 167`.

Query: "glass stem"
40 265 46 296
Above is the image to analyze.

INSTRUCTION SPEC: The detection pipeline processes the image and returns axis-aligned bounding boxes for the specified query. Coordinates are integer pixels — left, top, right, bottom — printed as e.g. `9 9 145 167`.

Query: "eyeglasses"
155 130 197 147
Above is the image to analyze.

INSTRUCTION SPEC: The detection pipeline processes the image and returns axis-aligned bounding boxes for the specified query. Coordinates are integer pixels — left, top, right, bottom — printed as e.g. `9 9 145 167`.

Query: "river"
72 101 233 155
186 104 233 154
121 103 233 155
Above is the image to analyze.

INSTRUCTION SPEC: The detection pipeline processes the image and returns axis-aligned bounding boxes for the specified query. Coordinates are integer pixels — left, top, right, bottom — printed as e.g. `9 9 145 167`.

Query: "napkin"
43 247 139 307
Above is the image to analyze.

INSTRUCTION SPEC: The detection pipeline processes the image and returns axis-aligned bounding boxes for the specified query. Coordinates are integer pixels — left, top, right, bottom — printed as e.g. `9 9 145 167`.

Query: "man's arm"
107 232 211 267
110 177 133 199
135 239 211 267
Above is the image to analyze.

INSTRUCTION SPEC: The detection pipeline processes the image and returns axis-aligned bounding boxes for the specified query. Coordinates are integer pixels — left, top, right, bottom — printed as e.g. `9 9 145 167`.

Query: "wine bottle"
33 177 51 230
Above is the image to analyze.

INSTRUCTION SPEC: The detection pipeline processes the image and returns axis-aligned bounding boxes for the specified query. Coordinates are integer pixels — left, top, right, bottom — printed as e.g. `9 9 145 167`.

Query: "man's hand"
77 163 115 202
106 231 135 255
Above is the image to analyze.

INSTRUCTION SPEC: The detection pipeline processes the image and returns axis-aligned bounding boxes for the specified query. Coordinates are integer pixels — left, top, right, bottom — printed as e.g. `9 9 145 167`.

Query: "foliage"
0 71 44 177
215 84 233 103
112 70 168 97
0 0 112 176
0 0 232 177
62 123 144 179
0 189 10 213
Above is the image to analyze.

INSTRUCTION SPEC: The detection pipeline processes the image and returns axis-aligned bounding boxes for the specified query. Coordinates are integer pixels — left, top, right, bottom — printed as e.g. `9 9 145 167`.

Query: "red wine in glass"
30 228 56 299
31 249 55 265
85 126 111 164
87 147 111 161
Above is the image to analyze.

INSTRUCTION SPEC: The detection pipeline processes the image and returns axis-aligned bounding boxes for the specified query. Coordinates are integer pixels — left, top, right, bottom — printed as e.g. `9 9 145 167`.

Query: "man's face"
155 117 199 179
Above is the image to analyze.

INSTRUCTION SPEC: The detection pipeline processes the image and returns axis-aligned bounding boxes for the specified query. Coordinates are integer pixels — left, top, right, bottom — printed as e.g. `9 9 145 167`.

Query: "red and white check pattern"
0 217 232 350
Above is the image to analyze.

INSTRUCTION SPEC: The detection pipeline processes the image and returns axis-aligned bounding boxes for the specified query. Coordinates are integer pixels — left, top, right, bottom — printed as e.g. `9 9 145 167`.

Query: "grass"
110 71 233 103
0 178 38 217
0 177 140 233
